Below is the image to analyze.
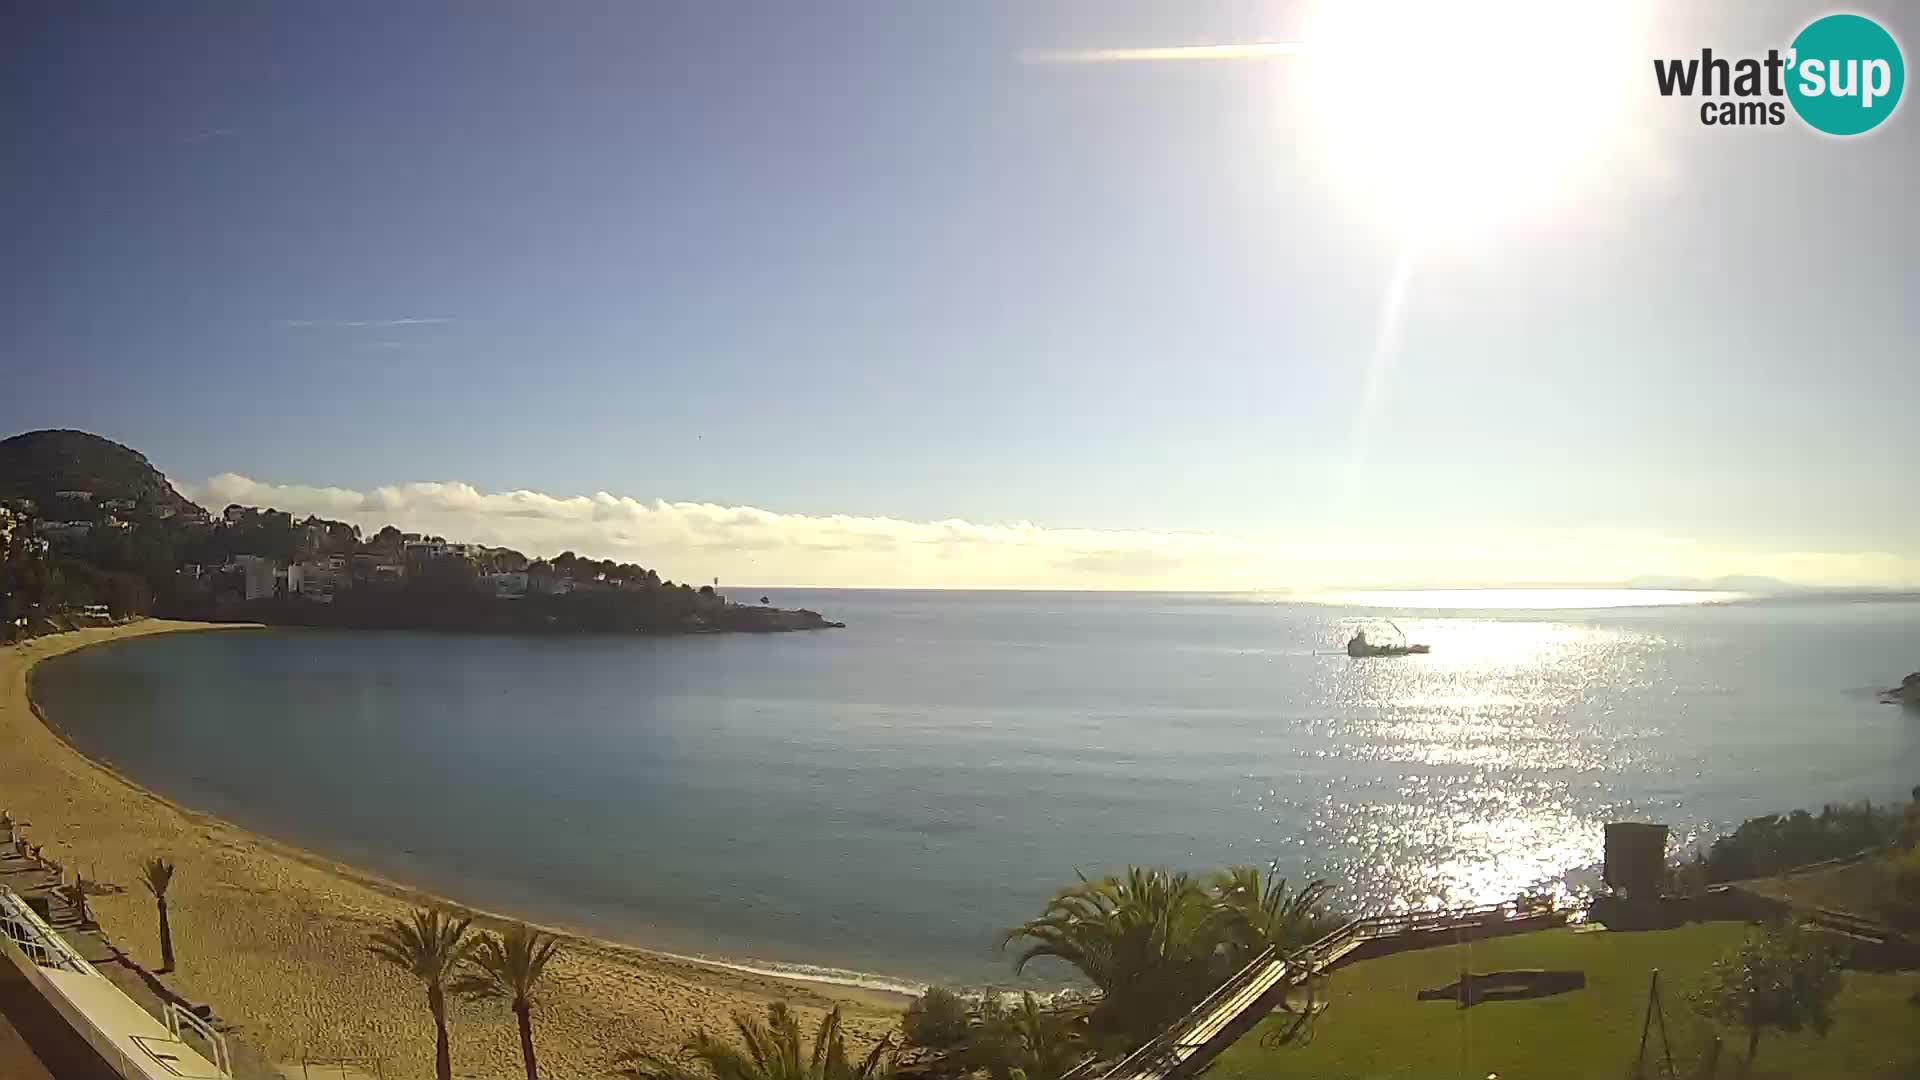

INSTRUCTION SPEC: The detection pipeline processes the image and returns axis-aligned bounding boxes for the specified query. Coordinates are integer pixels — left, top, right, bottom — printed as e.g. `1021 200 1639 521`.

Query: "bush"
1881 842 1920 931
1667 849 1710 897
903 986 971 1049
1702 802 1902 883
1691 922 1843 1074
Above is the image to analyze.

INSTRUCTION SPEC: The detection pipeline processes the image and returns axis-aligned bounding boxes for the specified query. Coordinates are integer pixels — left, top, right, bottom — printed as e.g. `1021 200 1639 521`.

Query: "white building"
35 521 93 543
232 555 279 601
404 540 451 560
295 558 340 602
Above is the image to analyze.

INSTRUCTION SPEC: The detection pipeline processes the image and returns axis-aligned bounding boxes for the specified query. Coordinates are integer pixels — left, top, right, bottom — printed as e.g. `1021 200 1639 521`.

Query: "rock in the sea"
1885 671 1920 706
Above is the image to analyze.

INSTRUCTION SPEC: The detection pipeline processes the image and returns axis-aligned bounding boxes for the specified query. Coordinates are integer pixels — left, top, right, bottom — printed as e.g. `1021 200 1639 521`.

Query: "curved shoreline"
4 620 906 1078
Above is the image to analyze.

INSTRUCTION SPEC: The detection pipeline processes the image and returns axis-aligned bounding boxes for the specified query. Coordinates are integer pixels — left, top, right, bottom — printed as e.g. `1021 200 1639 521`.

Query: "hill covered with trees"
0 429 204 518
2 429 839 638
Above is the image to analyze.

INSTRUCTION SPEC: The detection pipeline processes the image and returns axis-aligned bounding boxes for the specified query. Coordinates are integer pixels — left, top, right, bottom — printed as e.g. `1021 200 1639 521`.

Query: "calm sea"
31 590 1920 991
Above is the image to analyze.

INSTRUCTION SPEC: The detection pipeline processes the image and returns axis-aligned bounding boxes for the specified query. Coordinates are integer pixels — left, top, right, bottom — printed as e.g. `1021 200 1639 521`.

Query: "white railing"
0 885 229 1078
167 999 232 1076
0 885 96 975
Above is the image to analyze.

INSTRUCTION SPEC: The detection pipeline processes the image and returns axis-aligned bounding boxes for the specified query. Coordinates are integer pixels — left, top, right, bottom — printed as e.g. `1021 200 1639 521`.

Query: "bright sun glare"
1302 0 1642 238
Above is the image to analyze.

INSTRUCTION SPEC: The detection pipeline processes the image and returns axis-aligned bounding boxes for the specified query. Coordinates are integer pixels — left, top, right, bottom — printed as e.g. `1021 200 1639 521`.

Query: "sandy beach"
2 620 904 1079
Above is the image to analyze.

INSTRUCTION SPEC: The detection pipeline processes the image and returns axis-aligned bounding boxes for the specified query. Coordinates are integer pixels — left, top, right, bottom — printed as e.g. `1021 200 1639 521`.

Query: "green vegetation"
614 1001 896 1080
901 987 971 1050
1211 865 1337 970
137 856 176 972
891 864 1333 1076
368 908 479 1080
962 992 1084 1080
1739 844 1920 934
1889 842 1920 929
1681 791 1920 932
0 430 199 517
453 923 561 1080
1692 923 1844 1076
1001 867 1224 1046
0 428 840 637
1208 924 1918 1080
1694 801 1912 884
998 865 1331 1049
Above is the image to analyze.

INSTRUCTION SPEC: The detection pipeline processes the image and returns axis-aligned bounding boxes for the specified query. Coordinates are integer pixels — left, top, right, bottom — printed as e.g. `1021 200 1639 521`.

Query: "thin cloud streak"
279 317 456 329
170 473 1920 591
1023 41 1306 64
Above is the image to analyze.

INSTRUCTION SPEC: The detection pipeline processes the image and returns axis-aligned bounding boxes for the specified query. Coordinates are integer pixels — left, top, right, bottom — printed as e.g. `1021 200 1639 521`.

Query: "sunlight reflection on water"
1275 617 1662 910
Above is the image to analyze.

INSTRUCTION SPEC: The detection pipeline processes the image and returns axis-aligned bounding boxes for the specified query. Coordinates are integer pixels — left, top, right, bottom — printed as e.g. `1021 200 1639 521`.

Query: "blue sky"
4 2 1916 587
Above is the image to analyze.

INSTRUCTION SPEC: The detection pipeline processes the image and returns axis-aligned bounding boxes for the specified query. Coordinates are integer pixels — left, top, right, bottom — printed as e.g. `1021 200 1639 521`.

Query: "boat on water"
1345 623 1430 658
1348 639 1430 658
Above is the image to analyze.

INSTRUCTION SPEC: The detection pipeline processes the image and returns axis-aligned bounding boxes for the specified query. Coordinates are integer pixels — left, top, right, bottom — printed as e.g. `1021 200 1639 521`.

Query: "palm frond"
608 1048 705 1080
457 922 560 1005
138 856 175 898
366 907 477 986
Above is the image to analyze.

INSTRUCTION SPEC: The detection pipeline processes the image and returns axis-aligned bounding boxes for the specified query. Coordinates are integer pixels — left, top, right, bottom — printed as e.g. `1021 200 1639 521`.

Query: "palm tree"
138 857 176 972
452 923 560 1080
368 908 478 1080
1001 867 1228 1045
1209 866 1334 968
952 991 1086 1080
613 1002 895 1080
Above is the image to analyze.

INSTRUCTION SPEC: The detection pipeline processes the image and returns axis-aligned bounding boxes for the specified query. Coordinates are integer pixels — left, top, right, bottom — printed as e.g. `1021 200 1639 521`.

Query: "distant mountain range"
1622 575 1805 593
0 429 204 517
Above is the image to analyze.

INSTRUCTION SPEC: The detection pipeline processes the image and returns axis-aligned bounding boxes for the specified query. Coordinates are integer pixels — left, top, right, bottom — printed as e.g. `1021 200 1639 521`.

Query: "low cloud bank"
175 473 1919 591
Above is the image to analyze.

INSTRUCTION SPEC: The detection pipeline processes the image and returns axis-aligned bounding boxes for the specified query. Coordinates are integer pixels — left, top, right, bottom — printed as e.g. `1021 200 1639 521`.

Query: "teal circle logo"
1786 14 1904 135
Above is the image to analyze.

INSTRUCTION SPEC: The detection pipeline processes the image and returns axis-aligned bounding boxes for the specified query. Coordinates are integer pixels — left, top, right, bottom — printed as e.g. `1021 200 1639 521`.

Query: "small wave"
665 953 932 998
658 953 1086 1003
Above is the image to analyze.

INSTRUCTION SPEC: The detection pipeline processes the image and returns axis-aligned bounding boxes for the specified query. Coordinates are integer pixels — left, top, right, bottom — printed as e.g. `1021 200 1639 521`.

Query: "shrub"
1691 922 1843 1075
902 986 971 1049
1881 842 1920 930
1702 802 1901 883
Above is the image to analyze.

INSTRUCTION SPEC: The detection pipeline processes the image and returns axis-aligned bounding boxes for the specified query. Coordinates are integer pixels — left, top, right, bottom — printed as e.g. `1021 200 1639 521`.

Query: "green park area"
1209 923 1919 1080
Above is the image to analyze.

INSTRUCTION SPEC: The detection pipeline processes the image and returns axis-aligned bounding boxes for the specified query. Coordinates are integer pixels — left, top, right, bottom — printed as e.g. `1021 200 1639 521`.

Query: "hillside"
0 429 203 516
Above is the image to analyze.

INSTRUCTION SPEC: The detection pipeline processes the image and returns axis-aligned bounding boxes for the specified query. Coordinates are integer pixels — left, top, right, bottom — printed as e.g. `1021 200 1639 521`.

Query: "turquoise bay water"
31 591 1920 990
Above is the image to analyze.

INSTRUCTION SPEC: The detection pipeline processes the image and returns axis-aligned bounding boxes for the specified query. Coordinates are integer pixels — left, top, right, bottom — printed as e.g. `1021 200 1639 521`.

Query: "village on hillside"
2 485 838 638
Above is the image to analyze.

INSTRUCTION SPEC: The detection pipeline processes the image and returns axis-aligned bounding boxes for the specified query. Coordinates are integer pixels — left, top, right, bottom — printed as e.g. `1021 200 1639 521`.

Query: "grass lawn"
1207 923 1920 1080
1742 858 1894 917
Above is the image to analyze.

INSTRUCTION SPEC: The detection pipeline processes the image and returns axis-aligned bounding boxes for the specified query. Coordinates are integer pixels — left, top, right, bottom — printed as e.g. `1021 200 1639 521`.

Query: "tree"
614 1002 894 1080
1001 868 1228 1046
962 993 1084 1080
138 857 177 972
1882 841 1920 931
1005 992 1082 1080
452 923 560 1080
1209 866 1333 969
369 908 479 1080
1693 923 1843 1076
901 987 969 1050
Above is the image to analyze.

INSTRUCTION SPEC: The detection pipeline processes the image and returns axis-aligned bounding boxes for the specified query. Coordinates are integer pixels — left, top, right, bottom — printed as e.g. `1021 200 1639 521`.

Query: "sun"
1300 0 1643 241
